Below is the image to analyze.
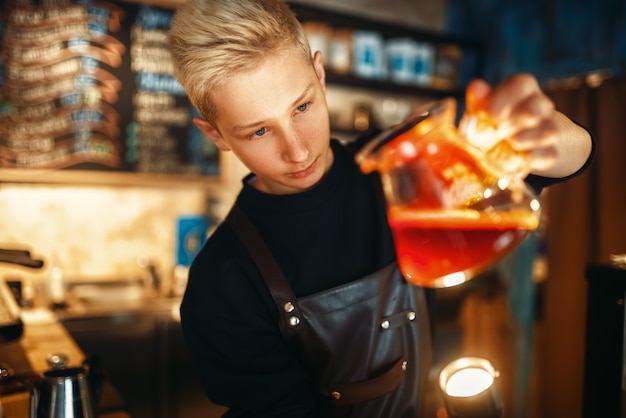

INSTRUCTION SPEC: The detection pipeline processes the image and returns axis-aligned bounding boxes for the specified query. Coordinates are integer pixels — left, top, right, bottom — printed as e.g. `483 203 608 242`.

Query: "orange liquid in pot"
388 207 538 287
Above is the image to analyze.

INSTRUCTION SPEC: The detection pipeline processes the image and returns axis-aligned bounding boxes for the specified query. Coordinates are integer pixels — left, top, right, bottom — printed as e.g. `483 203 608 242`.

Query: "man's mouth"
289 158 317 179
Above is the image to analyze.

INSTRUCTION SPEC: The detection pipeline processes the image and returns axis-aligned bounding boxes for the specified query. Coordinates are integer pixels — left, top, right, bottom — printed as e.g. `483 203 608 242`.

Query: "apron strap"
226 204 307 337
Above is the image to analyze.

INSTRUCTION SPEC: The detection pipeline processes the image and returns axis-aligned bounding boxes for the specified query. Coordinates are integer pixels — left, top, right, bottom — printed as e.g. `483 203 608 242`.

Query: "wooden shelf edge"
0 169 221 189
325 71 464 97
119 0 184 9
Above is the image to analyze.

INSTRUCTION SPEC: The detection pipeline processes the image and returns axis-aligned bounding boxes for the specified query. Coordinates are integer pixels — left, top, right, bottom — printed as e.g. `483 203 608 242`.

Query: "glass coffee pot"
356 97 541 288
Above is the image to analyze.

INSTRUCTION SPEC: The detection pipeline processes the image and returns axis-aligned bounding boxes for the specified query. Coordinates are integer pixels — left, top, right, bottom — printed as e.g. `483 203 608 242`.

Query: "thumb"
465 79 492 114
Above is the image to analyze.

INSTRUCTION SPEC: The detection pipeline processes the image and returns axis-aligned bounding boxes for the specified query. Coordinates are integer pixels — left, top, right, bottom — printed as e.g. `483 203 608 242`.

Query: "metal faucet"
137 255 161 293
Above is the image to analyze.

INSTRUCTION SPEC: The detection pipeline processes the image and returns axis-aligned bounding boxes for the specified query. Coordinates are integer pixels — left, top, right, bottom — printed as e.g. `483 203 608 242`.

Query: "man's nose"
281 129 309 163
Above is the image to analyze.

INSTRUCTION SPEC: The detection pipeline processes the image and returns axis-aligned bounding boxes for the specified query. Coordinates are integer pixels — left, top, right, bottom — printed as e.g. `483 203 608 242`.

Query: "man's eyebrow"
230 83 314 134
291 83 313 108
231 119 269 135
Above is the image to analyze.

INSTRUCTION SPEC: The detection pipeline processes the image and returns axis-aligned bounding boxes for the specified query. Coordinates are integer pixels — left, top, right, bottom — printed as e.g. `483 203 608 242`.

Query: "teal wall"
446 0 626 84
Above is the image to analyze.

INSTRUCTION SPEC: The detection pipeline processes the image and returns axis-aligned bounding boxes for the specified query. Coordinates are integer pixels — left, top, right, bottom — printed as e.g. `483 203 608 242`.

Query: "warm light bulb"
445 367 494 397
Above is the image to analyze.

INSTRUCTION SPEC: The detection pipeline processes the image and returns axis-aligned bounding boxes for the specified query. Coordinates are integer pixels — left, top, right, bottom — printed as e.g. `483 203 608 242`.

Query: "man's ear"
192 117 230 151
312 51 326 92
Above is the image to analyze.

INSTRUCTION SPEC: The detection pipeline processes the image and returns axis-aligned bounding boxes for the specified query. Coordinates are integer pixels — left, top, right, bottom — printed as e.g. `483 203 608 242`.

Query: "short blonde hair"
169 0 312 125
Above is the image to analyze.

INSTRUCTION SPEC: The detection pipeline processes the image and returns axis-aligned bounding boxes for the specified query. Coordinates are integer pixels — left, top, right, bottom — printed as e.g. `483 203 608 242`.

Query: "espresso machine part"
0 279 23 343
0 247 45 343
0 250 44 270
0 363 39 418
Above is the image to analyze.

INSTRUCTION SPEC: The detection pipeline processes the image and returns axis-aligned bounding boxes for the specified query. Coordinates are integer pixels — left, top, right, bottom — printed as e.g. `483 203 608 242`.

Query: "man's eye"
296 102 310 112
248 127 267 140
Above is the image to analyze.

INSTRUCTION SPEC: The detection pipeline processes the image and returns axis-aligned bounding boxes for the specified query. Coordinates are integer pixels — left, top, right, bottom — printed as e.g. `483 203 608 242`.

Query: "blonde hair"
169 0 313 125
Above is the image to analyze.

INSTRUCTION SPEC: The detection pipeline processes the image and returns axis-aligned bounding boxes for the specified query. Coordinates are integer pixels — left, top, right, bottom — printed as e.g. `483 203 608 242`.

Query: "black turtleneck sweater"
181 140 396 417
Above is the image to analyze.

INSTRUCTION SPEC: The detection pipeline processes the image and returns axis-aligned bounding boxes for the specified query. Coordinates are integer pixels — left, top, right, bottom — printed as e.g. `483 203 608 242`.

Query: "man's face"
195 48 333 195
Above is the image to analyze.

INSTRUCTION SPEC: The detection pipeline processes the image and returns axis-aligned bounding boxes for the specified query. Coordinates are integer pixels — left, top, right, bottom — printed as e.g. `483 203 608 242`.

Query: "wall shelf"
325 70 464 98
289 2 484 98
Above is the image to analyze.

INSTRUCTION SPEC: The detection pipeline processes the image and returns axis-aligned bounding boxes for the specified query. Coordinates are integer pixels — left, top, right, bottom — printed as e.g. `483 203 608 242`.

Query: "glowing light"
530 199 541 212
426 143 438 155
439 357 502 418
496 177 509 190
445 367 494 397
399 141 417 159
442 271 466 287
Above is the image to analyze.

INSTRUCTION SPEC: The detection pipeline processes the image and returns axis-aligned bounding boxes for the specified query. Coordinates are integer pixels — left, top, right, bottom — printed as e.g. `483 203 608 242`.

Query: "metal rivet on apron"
288 315 300 327
283 301 295 313
331 391 341 400
380 320 390 330
402 361 408 371
406 311 416 321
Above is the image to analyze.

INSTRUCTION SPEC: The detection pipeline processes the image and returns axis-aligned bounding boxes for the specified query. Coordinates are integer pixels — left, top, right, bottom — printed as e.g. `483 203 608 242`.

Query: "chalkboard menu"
0 0 219 176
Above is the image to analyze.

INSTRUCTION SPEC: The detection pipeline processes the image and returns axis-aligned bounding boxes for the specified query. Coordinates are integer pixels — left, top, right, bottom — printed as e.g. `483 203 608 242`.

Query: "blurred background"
0 1 624 417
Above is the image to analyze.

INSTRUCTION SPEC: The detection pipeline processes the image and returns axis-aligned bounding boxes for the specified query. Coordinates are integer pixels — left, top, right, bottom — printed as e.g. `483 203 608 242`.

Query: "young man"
169 1 594 417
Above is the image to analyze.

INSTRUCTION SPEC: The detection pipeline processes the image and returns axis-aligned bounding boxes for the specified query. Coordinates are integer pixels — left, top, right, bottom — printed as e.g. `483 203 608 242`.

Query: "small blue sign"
175 215 210 267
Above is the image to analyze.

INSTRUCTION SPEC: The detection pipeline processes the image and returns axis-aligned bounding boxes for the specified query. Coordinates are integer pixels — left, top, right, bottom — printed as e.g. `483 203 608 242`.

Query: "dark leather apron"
227 204 432 418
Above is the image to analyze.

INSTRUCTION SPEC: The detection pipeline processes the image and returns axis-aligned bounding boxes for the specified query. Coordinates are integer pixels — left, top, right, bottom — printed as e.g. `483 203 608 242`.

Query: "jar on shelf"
385 38 435 87
302 21 332 58
327 28 353 74
352 30 386 80
431 43 462 91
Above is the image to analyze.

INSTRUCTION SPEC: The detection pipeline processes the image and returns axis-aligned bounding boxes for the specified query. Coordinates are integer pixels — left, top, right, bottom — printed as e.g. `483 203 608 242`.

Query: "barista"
168 0 595 416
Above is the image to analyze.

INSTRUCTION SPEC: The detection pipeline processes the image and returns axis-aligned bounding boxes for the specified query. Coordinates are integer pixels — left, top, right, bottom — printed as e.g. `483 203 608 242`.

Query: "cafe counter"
1 308 130 418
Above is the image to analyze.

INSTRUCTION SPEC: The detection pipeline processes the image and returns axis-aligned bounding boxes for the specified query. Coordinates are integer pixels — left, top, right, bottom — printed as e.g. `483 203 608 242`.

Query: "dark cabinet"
583 264 626 418
61 308 225 418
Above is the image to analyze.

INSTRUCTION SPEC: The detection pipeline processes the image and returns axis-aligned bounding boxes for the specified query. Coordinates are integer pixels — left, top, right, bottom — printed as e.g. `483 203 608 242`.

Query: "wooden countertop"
19 308 85 373
5 308 131 418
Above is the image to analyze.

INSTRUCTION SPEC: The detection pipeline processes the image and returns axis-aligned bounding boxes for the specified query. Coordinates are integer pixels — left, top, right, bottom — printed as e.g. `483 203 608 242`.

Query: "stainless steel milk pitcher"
36 359 95 418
